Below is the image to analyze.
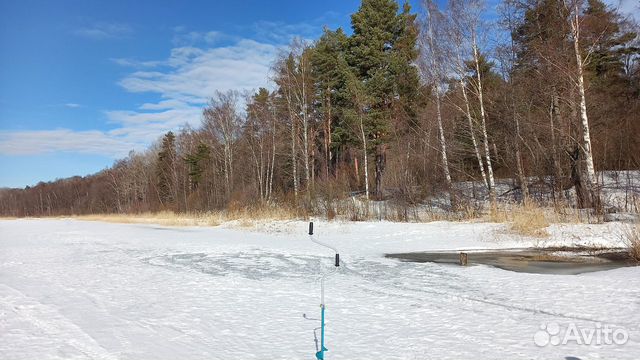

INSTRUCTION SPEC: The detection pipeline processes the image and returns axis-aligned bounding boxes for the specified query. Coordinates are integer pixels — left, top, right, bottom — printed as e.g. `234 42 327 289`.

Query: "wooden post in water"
459 252 468 266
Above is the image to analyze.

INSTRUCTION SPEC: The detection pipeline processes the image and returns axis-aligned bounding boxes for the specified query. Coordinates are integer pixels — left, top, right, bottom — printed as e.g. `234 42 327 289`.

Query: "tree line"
1 0 638 218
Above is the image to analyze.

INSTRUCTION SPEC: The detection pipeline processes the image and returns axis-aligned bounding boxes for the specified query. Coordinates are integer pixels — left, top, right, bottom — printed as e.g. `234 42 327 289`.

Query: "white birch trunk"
569 2 597 202
472 34 496 206
283 70 299 200
435 85 453 204
424 1 453 204
268 108 276 201
290 114 298 200
459 75 488 190
300 60 311 192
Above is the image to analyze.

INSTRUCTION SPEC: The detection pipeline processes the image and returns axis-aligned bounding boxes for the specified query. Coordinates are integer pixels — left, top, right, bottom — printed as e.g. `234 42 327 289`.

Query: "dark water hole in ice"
386 247 637 275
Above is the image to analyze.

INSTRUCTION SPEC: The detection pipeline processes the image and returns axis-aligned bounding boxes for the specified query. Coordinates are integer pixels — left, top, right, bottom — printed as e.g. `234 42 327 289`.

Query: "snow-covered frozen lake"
1 219 638 359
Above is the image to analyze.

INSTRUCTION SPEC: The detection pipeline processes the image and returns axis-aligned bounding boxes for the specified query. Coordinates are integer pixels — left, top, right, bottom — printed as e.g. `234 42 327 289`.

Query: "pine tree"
348 0 420 198
184 143 210 190
390 2 421 123
156 131 177 207
312 28 350 178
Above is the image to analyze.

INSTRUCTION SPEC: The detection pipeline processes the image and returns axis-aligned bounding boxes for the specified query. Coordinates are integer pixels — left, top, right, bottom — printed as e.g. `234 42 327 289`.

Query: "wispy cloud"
0 107 203 158
2 12 346 159
0 129 137 157
0 37 279 158
109 57 163 68
251 20 319 43
74 22 133 40
119 40 279 102
172 30 227 46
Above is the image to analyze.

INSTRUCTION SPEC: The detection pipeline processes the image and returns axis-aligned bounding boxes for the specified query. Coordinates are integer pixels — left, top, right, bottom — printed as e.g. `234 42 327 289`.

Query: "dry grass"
484 200 550 237
75 211 223 227
510 203 550 237
72 205 300 228
482 197 602 227
488 206 510 223
623 221 640 263
545 206 602 224
4 194 615 230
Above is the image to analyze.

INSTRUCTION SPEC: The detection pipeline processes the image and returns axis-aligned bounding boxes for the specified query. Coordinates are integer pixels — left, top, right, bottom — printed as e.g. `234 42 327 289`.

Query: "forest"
1 0 638 219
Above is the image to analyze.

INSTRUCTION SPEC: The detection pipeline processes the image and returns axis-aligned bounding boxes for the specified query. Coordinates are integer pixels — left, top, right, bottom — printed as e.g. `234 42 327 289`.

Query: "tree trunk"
302 90 311 194
459 76 488 190
291 116 299 201
435 85 454 207
268 121 276 201
549 89 562 202
515 131 528 203
359 112 370 200
324 88 332 180
375 144 384 199
425 4 454 206
569 3 598 208
472 35 496 208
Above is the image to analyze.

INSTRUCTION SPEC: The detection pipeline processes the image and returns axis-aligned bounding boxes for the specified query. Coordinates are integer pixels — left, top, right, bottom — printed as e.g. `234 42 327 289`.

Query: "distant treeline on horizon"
1 0 638 217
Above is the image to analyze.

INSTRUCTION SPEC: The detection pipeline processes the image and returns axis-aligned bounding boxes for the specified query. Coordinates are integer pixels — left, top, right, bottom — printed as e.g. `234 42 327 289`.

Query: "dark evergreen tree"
347 0 420 198
156 131 177 207
185 143 210 190
312 27 351 177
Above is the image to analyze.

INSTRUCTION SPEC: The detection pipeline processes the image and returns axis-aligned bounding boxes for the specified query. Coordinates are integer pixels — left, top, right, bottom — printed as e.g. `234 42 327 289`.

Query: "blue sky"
0 0 637 188
0 0 368 188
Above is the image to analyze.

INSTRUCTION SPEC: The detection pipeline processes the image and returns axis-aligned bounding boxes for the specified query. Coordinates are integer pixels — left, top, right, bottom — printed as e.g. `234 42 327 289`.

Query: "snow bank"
0 219 638 359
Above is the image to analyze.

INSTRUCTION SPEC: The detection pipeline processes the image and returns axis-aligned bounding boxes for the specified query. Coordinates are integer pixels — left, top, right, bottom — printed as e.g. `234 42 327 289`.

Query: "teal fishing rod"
306 222 340 360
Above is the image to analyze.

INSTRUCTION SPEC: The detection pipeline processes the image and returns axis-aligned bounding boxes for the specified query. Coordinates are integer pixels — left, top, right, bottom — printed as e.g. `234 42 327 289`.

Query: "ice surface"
1 219 638 359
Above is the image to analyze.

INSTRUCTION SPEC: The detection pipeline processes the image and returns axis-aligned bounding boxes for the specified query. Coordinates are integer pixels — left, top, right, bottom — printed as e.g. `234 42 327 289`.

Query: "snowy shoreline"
1 219 638 359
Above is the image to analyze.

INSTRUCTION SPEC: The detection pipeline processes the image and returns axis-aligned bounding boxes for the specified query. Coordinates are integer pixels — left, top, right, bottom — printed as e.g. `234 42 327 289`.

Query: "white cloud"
105 107 203 142
64 103 82 108
110 58 163 68
138 99 190 111
251 20 319 43
172 30 226 46
0 129 137 157
119 40 278 104
2 12 344 159
74 22 133 40
0 37 279 158
248 11 344 43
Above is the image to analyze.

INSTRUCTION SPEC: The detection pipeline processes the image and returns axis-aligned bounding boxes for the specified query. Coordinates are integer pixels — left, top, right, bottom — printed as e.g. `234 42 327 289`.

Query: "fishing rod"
305 221 340 360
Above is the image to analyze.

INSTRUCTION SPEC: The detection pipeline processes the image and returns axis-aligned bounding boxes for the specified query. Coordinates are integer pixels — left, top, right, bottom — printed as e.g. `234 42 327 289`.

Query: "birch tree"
466 0 497 207
274 54 300 201
448 0 489 190
274 42 315 201
203 91 242 199
421 0 454 207
246 88 278 203
450 0 497 208
293 43 314 194
497 0 529 202
566 0 598 207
